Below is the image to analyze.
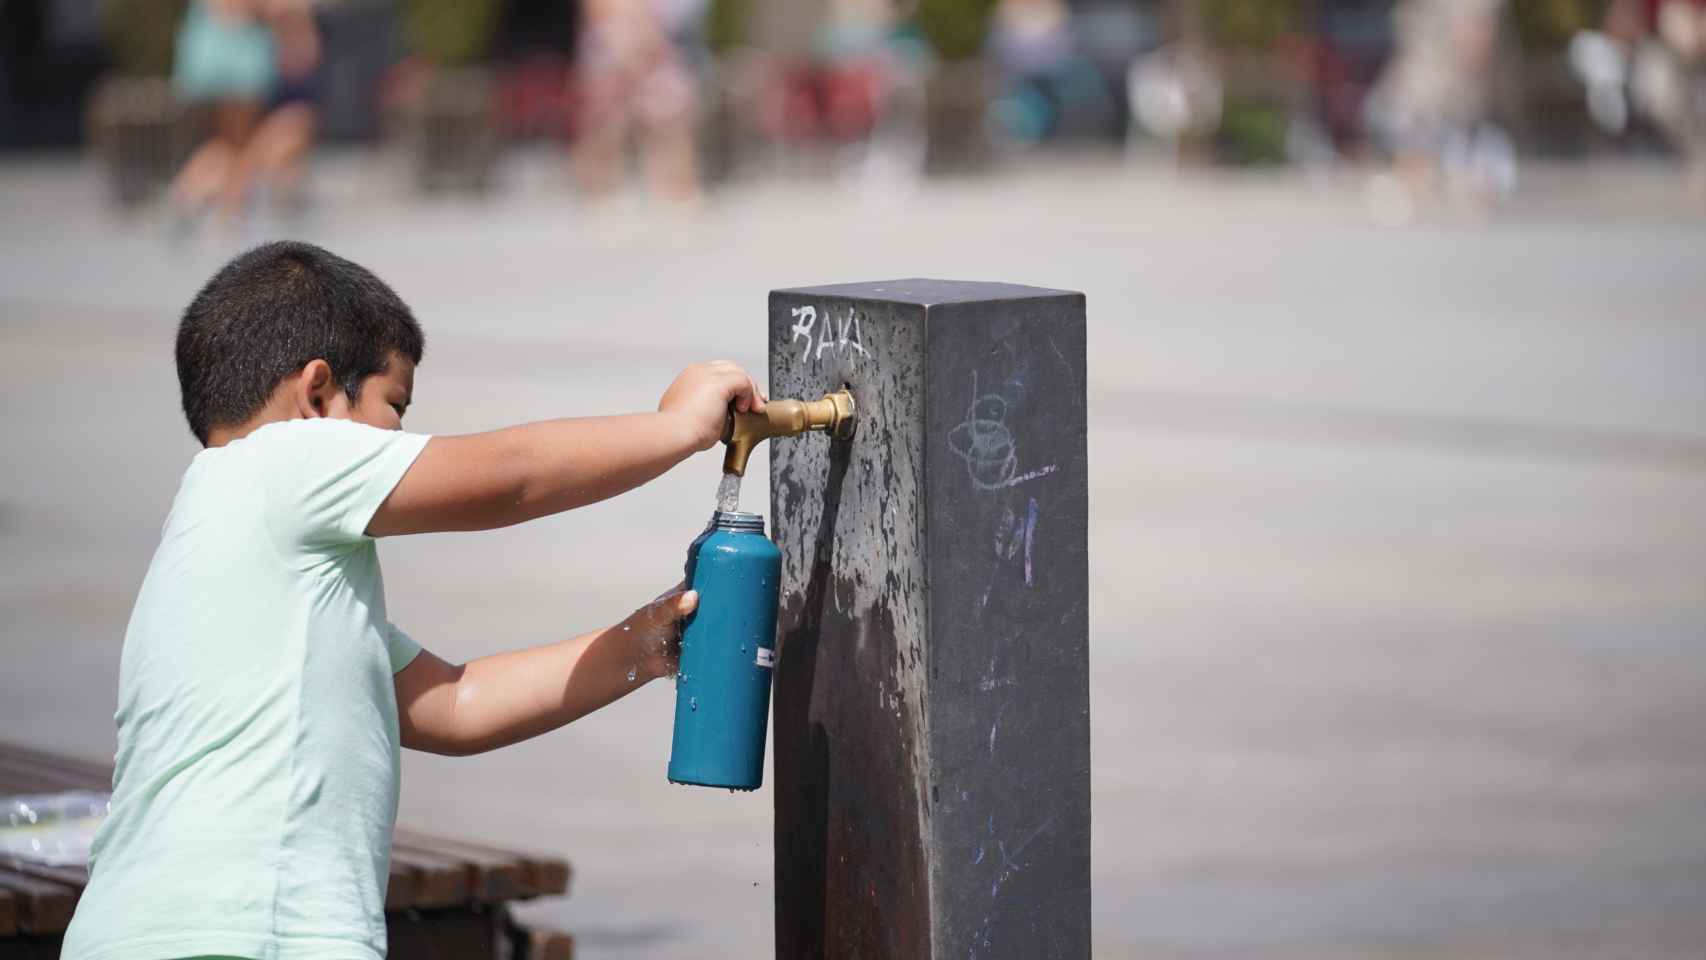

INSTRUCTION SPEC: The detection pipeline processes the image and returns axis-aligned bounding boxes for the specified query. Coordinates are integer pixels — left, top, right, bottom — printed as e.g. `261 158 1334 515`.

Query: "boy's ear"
293 359 342 420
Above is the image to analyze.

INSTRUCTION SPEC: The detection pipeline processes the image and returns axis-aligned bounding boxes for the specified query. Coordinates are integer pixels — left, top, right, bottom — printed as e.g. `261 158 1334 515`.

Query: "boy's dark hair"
176 241 425 444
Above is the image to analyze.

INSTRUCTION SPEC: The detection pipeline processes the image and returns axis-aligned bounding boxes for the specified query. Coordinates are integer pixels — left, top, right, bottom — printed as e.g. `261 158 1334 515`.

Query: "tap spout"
721 390 856 477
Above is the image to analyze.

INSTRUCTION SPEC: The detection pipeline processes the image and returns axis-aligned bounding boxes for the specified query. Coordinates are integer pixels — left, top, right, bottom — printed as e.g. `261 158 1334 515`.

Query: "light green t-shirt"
62 418 432 960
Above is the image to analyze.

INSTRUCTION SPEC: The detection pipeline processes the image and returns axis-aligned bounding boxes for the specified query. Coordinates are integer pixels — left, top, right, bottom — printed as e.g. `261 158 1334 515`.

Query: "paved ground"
2 153 1705 958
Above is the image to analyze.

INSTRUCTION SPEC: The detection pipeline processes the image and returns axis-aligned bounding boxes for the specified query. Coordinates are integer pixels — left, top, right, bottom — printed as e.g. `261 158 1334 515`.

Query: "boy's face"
327 353 415 431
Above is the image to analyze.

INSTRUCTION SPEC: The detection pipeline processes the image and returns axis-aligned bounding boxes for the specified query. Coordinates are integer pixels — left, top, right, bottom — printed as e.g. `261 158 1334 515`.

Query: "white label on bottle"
755 648 776 669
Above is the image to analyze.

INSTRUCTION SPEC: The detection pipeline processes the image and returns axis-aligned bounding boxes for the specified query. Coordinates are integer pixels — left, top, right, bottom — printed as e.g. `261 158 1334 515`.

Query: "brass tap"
721 389 856 477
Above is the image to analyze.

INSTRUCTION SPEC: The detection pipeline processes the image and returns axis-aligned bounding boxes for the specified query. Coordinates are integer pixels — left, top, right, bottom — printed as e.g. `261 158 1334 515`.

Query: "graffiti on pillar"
968 810 1059 959
947 371 1056 492
787 305 817 358
789 304 871 363
978 496 1040 613
952 365 1055 612
991 498 1039 588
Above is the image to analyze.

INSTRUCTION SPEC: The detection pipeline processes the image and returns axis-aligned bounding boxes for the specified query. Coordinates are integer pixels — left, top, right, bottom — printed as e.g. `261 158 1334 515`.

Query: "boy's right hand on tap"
658 361 768 452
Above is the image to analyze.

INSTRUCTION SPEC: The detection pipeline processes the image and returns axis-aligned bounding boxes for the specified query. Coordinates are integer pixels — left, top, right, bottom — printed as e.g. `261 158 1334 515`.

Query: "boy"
60 241 766 960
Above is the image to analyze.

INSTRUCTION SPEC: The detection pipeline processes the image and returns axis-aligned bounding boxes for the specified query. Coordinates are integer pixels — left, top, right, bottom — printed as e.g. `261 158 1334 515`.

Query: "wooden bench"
0 741 574 960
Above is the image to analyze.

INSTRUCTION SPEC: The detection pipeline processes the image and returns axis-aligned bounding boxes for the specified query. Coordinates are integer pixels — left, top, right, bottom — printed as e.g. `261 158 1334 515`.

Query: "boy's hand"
622 585 699 682
395 583 702 757
658 361 767 452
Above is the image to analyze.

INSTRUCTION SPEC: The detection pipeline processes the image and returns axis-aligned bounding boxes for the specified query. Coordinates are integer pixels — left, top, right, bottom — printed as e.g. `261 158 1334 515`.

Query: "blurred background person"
807 0 927 181
1363 0 1514 222
574 0 705 208
1126 0 1224 166
247 0 323 213
1570 0 1706 203
169 0 278 221
169 0 322 225
987 0 1118 148
1629 0 1706 201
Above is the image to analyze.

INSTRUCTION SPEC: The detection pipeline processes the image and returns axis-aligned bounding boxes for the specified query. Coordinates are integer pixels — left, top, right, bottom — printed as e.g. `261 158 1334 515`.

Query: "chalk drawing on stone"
969 811 1059 958
947 371 1054 492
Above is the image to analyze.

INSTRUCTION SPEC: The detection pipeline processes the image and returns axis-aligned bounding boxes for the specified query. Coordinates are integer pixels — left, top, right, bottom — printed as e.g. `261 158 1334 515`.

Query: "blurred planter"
1505 0 1605 155
924 58 996 174
700 0 755 183
915 0 997 174
916 0 997 63
1211 42 1308 165
699 57 748 185
101 0 186 78
1213 93 1289 164
87 77 198 208
405 0 502 70
1505 49 1599 156
401 0 504 193
1510 0 1606 52
1204 0 1303 51
415 67 502 193
707 0 754 55
90 0 192 207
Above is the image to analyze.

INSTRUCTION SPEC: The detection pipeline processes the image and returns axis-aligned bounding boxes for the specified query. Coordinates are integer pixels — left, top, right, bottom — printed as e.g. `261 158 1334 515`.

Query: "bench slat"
525 926 575 960
392 834 532 902
0 867 78 934
0 743 110 779
0 761 97 795
0 745 111 788
0 887 16 937
385 861 417 912
395 828 570 898
0 742 572 914
388 847 472 908
1 859 89 890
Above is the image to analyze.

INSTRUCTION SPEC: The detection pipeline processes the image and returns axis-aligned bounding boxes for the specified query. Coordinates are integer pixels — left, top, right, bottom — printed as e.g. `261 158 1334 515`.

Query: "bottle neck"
710 511 766 534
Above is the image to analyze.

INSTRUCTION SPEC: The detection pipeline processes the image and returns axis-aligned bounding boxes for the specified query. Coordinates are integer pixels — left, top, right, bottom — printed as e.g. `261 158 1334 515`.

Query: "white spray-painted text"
790 304 870 363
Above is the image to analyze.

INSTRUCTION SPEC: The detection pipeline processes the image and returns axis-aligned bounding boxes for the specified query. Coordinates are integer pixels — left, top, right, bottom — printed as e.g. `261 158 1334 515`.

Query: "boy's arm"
368 361 763 537
396 588 696 756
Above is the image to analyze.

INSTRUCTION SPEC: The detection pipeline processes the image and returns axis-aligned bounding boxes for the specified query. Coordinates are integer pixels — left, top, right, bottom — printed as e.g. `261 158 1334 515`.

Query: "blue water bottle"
668 510 781 790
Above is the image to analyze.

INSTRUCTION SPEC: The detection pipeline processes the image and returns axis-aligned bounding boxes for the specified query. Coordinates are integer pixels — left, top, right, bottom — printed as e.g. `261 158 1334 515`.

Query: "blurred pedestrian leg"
246 0 321 213
169 0 275 222
1630 0 1706 204
574 0 705 208
1363 0 1509 220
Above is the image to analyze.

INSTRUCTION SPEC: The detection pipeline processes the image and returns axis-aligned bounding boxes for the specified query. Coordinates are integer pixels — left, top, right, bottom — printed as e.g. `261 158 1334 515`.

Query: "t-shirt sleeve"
259 419 431 549
385 621 424 674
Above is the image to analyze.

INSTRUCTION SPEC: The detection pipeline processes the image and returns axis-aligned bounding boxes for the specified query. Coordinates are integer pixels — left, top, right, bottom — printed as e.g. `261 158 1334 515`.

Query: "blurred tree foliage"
916 0 999 61
100 0 187 76
405 0 503 66
707 0 754 53
1511 0 1607 49
1216 94 1289 163
1204 0 1302 48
